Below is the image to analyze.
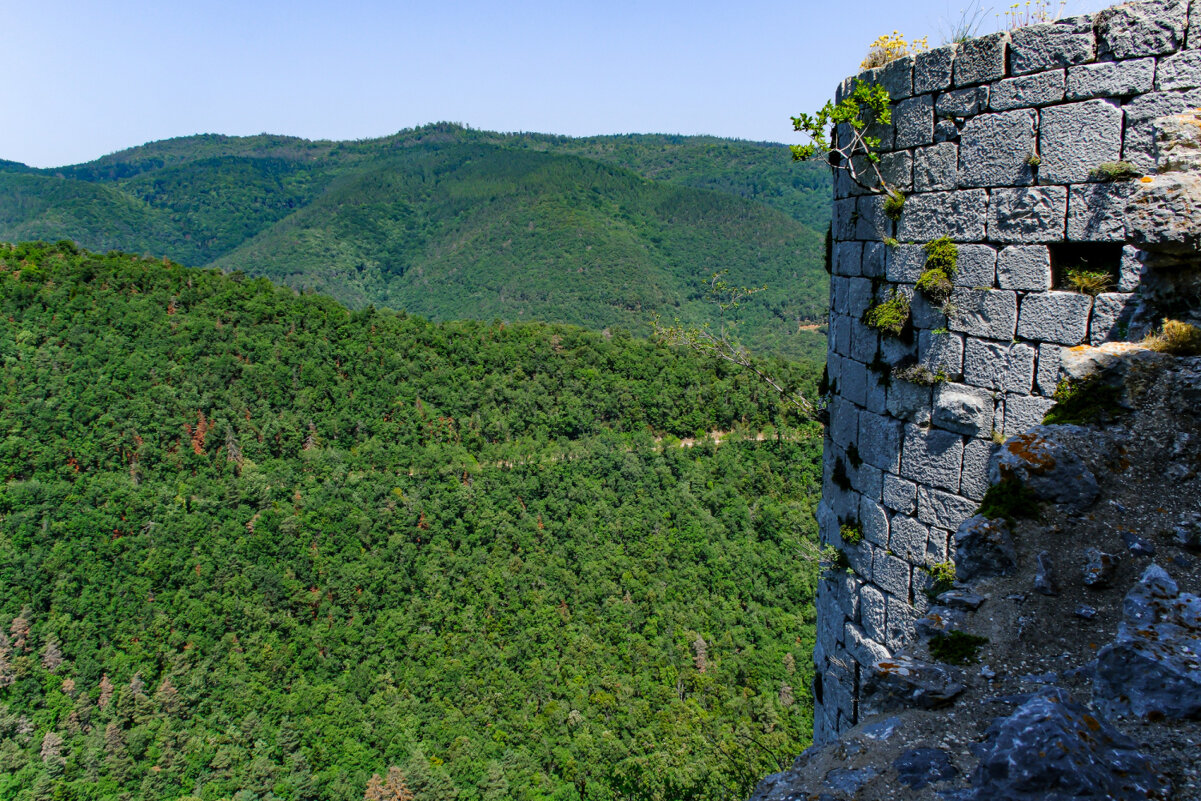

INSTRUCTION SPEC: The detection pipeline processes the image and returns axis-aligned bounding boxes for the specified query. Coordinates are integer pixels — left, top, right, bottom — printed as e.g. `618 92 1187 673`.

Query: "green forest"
0 242 824 801
0 126 830 361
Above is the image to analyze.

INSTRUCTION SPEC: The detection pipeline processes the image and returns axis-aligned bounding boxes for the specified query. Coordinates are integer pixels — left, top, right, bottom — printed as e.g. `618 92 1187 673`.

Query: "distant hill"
0 125 831 359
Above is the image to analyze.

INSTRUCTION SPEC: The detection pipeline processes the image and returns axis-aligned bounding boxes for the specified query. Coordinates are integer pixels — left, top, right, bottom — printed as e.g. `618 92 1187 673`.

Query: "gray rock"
960 437 995 501
858 411 903 473
962 687 1170 801
860 715 903 740
1018 291 1093 346
954 32 1008 86
901 424 965 492
936 86 989 117
1082 547 1120 588
917 485 979 530
913 142 958 193
887 379 933 425
919 329 965 376
898 189 989 242
915 606 965 638
1089 292 1138 346
938 589 985 610
1126 173 1201 256
1068 182 1138 243
890 514 930 563
1122 530 1157 556
932 382 996 436
1157 49 1201 90
1174 513 1201 549
1010 17 1096 74
883 473 918 514
862 655 966 711
999 394 1057 436
1037 100 1124 185
955 244 998 287
990 70 1066 110
824 766 877 796
954 515 1017 580
878 55 914 100
1121 88 1201 172
1034 550 1058 595
1095 563 1201 719
1076 604 1098 619
1155 107 1201 171
959 110 1037 188
915 45 955 93
880 150 914 193
988 426 1100 511
1066 58 1156 100
1096 0 1187 58
996 245 1051 291
894 94 933 149
862 241 887 278
856 193 894 240
949 288 1018 340
893 748 959 790
933 118 959 143
988 187 1067 243
1035 343 1063 396
885 243 926 283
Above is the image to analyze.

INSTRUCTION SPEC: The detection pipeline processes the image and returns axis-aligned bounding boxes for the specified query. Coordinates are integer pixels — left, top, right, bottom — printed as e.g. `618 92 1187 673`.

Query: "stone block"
997 245 1052 291
954 32 1009 86
880 334 916 365
925 530 951 566
883 473 918 514
1018 291 1093 345
889 514 929 562
858 410 903 473
887 379 933 424
1117 245 1147 292
911 292 949 330
872 546 911 599
1000 394 1057 435
1035 343 1064 395
880 55 916 100
1096 0 1187 58
963 338 1036 393
988 187 1067 242
901 424 965 492
958 109 1037 187
853 461 885 500
828 570 861 620
1191 0 1200 48
856 194 894 240
934 119 960 143
880 150 914 192
1157 49 1201 89
913 142 959 192
895 94 934 149
1038 100 1124 184
1090 292 1138 344
832 197 857 240
1122 88 1201 172
833 241 863 277
860 583 888 643
956 245 998 287
932 382 997 437
831 396 859 449
885 595 920 653
990 70 1066 110
1068 182 1138 242
845 539 873 577
886 244 927 283
841 357 869 406
845 621 891 668
847 277 875 317
860 496 890 547
960 438 996 501
832 315 852 358
851 318 880 363
948 288 1018 340
1010 17 1096 74
864 368 889 415
919 329 965 376
1066 58 1155 99
831 276 849 316
915 44 956 93
862 242 887 278
918 486 979 530
898 189 989 242
936 86 989 117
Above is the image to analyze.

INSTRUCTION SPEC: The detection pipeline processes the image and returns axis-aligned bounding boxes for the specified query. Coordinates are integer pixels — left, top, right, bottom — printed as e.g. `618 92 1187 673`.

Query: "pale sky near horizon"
2 0 1112 168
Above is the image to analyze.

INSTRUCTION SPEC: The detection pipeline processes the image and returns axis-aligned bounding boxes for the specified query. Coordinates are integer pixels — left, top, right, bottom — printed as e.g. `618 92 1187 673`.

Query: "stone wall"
813 0 1201 743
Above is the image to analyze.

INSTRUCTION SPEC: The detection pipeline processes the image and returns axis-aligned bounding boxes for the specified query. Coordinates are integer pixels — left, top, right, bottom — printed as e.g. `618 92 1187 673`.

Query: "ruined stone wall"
813 0 1201 743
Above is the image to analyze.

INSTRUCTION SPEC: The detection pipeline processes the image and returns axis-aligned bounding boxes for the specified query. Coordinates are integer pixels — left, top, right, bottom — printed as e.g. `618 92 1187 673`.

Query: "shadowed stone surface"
953 515 1017 580
989 426 1100 511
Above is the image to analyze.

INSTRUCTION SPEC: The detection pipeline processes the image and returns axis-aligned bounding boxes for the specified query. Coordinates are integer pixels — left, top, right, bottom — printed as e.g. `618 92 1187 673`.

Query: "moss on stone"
976 477 1041 524
863 290 911 337
929 631 989 665
1043 375 1124 425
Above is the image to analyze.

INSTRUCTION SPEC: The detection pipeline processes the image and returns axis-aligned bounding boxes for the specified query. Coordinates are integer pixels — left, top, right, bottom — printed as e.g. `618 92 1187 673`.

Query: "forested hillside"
0 126 830 360
0 242 823 801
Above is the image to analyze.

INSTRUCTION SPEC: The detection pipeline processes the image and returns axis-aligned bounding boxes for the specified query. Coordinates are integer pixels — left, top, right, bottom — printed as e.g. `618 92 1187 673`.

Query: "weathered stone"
845 621 892 669
1155 106 1201 171
917 485 978 530
932 382 996 436
1121 88 1201 171
898 189 989 241
1127 173 1201 256
851 317 879 362
990 70 1065 110
954 515 1017 579
960 437 995 501
1083 547 1121 588
1038 100 1124 184
858 410 903 473
988 187 1067 242
883 473 918 514
938 589 985 610
846 277 874 318
915 44 955 93
889 514 929 562
1066 58 1155 99
885 243 925 283
989 426 1100 511
856 194 894 240
873 548 912 598
949 288 1018 340
1068 182 1138 242
1034 550 1058 595
913 142 958 192
830 396 859 449
854 460 885 500
894 94 933 149
841 358 869 406
918 329 965 376
1095 563 1201 720
832 241 862 277
963 338 1036 393
996 245 1051 291
911 292 948 330
915 605 965 638
933 118 959 143
1096 0 1187 58
954 32 1009 87
901 424 965 492
1009 17 1096 74
879 55 915 100
832 197 857 240
1159 50 1201 90
999 394 1057 435
935 86 989 117
1017 291 1092 345
959 110 1037 187
955 244 997 287
925 530 950 567
880 150 913 192
1035 342 1063 395
887 378 933 425
862 241 887 278
1123 530 1157 556
831 315 852 358
893 748 959 790
860 496 889 546
1090 292 1138 345
962 688 1171 801
863 655 965 712
864 369 888 415
860 582 888 642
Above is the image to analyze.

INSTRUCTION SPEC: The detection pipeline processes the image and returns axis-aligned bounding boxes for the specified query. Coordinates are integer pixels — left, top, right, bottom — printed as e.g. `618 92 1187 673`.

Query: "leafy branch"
790 79 899 199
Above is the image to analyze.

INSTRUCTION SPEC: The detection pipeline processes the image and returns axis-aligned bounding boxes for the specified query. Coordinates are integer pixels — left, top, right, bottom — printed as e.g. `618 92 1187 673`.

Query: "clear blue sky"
2 0 1110 168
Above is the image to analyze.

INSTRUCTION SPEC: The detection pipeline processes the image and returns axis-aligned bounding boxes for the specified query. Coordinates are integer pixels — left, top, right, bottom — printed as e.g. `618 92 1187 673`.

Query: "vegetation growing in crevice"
863 290 911 338
1143 319 1201 356
928 631 989 665
1090 161 1140 182
923 560 957 598
883 191 906 221
916 236 958 306
1064 268 1113 297
840 521 864 545
892 363 949 386
1043 375 1125 425
976 477 1042 524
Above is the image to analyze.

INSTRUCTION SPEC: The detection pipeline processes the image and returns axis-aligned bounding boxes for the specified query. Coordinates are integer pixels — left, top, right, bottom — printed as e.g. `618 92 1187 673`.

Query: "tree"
790 79 896 198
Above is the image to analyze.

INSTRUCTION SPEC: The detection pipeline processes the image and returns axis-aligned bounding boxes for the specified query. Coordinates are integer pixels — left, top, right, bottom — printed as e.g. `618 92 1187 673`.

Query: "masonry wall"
813 0 1201 743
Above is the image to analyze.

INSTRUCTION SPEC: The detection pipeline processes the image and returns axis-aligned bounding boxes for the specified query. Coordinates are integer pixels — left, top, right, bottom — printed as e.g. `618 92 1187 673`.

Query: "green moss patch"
976 477 1042 524
863 290 911 337
1043 376 1125 425
929 631 989 665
